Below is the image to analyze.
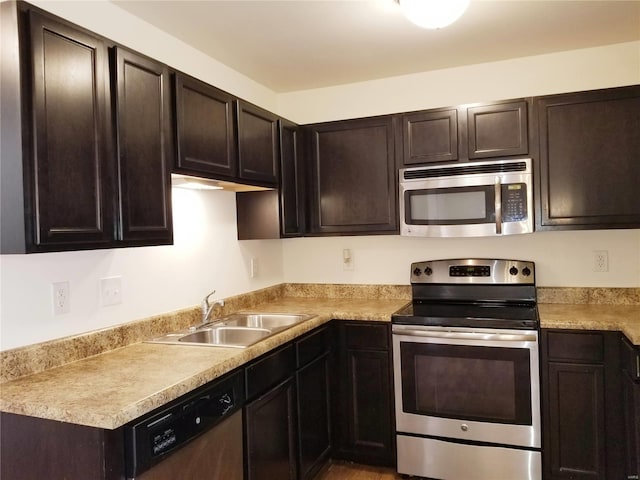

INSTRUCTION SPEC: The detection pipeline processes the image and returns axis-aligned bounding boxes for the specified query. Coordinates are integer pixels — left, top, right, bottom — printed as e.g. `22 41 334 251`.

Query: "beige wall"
0 2 638 350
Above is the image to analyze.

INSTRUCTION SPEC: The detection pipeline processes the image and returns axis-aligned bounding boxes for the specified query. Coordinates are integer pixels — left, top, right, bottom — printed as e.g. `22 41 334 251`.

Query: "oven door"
392 325 540 449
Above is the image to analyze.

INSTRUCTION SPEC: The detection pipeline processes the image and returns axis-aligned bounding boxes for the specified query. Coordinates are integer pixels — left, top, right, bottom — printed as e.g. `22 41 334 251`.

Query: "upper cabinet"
237 101 279 186
26 10 115 250
236 118 305 240
174 74 237 180
401 100 529 166
535 85 640 230
114 47 173 246
0 5 173 253
307 116 398 235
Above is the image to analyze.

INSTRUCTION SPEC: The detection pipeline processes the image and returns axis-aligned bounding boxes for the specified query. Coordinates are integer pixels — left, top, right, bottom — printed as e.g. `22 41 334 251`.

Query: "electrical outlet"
251 258 259 278
593 250 609 272
100 276 122 306
52 281 70 315
343 248 354 271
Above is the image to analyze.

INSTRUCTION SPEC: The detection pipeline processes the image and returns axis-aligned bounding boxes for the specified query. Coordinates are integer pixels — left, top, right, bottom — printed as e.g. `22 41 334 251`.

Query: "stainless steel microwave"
399 158 533 237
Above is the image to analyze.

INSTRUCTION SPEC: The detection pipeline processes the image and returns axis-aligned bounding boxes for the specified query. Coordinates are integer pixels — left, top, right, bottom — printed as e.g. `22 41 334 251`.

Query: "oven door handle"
392 328 537 342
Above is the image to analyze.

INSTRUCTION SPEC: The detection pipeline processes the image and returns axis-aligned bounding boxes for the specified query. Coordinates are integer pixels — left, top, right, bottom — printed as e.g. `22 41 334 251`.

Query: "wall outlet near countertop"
100 276 122 306
593 250 609 272
251 258 259 278
52 281 70 315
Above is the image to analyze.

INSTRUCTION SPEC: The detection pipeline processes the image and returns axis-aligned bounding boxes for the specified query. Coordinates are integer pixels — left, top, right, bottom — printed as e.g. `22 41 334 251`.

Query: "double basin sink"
148 313 315 348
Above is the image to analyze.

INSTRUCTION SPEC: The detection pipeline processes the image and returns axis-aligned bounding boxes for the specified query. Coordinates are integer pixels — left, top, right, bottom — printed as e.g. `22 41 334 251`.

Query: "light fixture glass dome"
399 0 470 29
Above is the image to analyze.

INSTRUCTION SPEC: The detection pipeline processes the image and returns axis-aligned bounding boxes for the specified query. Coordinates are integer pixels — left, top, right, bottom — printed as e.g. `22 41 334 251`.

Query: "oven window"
405 186 495 225
400 342 532 425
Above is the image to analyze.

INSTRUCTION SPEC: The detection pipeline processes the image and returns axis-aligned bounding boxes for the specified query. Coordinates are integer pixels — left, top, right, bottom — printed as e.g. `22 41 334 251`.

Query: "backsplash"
1 284 637 383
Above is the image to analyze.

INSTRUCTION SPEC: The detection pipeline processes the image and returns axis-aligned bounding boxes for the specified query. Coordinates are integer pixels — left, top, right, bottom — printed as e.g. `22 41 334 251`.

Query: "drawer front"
246 344 295 399
344 322 389 351
546 331 604 363
296 326 330 368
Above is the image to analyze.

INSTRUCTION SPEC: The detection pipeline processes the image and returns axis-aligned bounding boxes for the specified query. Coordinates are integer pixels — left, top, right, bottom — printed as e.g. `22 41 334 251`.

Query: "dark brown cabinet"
541 329 625 480
333 321 395 466
25 10 115 250
1 5 174 253
0 412 123 480
236 118 305 240
174 73 237 180
535 85 640 230
114 47 173 245
621 335 640 479
400 100 528 166
237 101 279 186
308 116 398 235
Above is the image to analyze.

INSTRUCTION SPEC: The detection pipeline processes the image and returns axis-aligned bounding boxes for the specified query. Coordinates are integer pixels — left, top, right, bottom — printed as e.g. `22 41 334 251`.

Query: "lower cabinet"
621 335 640 480
541 329 625 480
332 321 395 466
244 325 332 480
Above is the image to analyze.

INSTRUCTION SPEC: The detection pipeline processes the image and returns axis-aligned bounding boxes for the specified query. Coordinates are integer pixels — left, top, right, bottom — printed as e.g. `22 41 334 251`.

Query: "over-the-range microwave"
399 158 533 237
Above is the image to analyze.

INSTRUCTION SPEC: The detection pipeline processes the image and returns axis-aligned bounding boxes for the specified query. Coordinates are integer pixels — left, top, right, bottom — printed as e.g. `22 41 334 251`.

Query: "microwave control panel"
502 183 527 222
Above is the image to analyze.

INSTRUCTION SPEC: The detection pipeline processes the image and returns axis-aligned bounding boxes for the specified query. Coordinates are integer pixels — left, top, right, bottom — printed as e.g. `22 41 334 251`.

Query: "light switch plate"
100 276 122 306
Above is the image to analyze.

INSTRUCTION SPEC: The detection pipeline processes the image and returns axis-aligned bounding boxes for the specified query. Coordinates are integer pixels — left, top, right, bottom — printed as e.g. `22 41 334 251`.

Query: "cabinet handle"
636 353 639 380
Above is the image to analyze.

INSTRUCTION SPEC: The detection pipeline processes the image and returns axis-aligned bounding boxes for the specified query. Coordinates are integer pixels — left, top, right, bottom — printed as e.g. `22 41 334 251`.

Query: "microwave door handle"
495 178 502 234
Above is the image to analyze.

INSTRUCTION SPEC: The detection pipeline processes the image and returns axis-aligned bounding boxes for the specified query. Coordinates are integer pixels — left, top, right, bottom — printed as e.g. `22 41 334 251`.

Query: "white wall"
0 189 283 350
0 3 639 351
282 231 640 288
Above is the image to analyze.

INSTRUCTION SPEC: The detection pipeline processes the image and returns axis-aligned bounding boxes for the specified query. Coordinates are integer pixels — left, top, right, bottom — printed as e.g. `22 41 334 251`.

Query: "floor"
314 461 403 480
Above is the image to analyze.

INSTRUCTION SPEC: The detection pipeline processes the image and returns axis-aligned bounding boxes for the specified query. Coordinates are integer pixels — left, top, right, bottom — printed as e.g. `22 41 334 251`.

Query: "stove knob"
509 266 519 276
522 267 531 276
425 267 433 276
413 267 422 276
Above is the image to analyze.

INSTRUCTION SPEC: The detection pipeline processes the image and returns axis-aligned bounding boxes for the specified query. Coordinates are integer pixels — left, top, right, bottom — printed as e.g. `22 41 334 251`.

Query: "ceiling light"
397 0 470 29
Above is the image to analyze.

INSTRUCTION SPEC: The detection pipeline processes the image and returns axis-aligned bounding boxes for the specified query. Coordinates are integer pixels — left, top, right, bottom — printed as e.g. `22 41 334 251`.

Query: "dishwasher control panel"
125 370 245 478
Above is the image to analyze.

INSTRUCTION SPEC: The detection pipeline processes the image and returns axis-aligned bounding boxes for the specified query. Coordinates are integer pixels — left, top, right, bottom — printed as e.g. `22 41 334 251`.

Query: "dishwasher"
124 370 245 479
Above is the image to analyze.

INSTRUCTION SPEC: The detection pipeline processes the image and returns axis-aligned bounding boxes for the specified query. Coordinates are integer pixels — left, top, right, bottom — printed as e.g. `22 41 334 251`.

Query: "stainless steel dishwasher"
124 370 245 479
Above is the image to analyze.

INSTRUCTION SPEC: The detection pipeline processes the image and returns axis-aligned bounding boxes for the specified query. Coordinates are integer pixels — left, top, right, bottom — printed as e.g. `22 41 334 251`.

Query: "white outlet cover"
100 276 122 306
52 281 70 315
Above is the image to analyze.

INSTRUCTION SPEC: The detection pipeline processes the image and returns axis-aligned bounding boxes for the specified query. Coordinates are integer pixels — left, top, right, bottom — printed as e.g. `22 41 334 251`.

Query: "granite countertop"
1 286 638 432
0 297 406 430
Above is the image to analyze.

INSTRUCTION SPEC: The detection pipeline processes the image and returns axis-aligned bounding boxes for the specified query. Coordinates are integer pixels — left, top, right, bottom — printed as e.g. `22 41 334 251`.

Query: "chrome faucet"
201 290 225 326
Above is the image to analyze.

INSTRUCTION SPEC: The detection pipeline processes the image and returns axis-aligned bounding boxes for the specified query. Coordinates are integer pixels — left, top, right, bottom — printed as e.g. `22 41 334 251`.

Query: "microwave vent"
403 161 529 180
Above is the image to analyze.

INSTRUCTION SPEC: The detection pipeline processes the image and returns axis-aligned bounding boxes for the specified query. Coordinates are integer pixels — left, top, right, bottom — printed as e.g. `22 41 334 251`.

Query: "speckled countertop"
0 284 638 431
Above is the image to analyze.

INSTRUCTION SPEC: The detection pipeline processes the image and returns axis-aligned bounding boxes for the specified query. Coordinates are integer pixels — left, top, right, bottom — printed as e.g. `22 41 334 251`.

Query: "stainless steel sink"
178 326 272 347
148 312 315 348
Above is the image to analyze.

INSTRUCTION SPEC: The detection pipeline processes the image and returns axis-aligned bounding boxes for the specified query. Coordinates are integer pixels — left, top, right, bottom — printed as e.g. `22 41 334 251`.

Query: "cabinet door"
237 101 279 186
309 116 398 234
333 322 395 466
114 47 173 245
279 119 305 236
467 100 528 159
174 74 236 179
401 108 458 165
245 378 297 480
297 353 331 480
27 11 114 250
546 362 606 479
536 85 640 230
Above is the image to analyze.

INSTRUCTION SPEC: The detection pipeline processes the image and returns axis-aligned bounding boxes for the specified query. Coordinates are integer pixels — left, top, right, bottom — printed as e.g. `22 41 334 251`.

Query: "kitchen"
1 1 639 479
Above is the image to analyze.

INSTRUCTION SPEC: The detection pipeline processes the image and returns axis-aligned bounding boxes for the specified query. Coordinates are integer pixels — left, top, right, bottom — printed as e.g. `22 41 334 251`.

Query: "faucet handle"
203 290 217 310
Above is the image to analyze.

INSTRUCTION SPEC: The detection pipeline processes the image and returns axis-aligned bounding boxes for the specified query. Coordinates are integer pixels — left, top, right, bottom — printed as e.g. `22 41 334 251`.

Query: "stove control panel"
410 259 535 284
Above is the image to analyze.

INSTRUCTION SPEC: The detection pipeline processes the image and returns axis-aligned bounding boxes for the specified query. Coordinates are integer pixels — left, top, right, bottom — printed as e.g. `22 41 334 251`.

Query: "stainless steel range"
392 258 541 480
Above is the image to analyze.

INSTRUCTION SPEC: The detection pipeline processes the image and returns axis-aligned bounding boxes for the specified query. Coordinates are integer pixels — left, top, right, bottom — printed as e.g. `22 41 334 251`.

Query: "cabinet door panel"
175 74 236 178
28 12 113 248
245 379 297 480
310 117 397 234
297 354 331 479
115 48 172 245
237 101 279 186
547 363 605 479
402 109 458 165
279 119 305 236
537 86 640 229
467 101 528 159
